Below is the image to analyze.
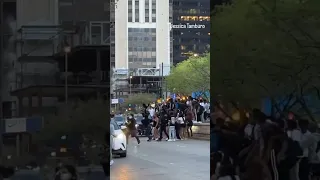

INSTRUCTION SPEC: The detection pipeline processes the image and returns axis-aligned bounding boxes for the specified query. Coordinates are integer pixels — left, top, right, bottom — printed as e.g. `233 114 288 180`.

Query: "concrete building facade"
112 0 172 98
114 0 172 70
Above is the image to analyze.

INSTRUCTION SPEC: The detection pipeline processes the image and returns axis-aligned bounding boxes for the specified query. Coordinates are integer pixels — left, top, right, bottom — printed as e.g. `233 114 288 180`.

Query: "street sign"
5 118 27 133
114 69 128 75
111 99 119 104
118 98 124 104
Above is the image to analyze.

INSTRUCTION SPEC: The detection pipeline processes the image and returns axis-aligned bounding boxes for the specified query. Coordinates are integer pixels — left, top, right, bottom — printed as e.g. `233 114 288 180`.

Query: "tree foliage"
122 93 157 107
35 99 109 143
211 0 320 120
166 53 210 95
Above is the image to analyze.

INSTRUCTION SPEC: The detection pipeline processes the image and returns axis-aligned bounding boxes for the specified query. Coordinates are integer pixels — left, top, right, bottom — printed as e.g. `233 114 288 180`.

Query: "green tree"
122 93 157 107
211 0 320 120
166 53 210 97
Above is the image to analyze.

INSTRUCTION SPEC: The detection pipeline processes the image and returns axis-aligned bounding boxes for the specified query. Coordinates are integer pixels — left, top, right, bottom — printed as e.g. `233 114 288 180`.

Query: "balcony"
17 22 62 61
17 20 110 62
57 21 110 52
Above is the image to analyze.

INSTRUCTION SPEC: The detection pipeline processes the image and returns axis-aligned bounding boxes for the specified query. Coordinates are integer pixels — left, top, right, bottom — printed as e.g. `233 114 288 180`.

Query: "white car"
110 119 127 157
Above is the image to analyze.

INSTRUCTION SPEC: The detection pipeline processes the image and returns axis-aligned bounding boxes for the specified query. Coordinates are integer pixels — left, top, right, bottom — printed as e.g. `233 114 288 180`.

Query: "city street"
110 138 210 180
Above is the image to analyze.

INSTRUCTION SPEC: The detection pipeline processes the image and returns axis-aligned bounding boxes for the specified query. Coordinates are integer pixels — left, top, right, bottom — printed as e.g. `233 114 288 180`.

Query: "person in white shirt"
148 106 155 118
203 99 210 121
295 119 312 180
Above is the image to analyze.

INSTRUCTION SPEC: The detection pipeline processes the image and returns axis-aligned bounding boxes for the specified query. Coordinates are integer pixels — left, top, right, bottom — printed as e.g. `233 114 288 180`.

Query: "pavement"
110 137 210 180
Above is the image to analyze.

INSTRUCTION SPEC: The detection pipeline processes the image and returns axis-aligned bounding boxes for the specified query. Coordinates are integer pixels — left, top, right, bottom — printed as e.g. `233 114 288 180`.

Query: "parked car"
110 119 127 157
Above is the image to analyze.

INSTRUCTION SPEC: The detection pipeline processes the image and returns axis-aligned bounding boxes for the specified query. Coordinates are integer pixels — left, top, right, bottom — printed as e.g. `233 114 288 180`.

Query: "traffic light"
128 108 132 111
128 104 131 107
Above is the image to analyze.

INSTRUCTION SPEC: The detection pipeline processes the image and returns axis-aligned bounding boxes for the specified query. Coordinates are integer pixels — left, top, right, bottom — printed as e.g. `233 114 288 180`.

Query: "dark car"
135 115 149 136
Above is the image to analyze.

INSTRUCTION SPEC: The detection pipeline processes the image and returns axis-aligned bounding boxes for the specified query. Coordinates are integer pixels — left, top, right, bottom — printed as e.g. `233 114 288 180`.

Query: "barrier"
191 123 210 140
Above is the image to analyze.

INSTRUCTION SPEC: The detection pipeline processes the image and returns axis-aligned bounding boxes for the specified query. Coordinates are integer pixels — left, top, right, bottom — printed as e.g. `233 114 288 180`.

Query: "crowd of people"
124 96 210 143
211 108 320 180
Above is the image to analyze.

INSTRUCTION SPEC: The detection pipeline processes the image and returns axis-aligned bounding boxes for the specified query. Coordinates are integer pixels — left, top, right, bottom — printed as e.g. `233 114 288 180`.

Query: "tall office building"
172 0 210 64
111 0 172 97
114 0 172 70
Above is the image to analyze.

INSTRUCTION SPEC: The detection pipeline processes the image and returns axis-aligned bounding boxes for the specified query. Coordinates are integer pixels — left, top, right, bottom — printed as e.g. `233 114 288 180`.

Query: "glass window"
135 9 139 22
152 37 156 41
152 17 156 22
128 14 132 22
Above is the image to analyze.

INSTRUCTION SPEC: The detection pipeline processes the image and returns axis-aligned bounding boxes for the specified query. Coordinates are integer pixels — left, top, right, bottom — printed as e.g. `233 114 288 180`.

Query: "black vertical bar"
0 0 4 159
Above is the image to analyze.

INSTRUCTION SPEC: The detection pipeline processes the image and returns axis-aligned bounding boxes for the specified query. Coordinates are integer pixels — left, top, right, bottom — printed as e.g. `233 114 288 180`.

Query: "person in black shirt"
167 98 176 111
157 108 169 141
126 114 140 144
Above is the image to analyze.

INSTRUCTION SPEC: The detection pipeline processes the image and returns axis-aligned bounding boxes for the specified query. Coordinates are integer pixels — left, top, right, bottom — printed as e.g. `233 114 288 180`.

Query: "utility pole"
64 46 71 104
160 62 163 99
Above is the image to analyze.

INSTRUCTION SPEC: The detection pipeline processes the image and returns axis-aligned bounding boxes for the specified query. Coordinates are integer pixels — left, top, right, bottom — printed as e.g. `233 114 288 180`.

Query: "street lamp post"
129 75 132 95
64 46 71 104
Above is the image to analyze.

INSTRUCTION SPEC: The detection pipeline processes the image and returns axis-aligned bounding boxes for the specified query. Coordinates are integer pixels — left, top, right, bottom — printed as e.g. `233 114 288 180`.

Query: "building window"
151 0 156 22
128 0 133 22
145 9 149 22
199 16 210 21
128 28 156 68
135 9 139 22
128 13 132 22
135 0 139 22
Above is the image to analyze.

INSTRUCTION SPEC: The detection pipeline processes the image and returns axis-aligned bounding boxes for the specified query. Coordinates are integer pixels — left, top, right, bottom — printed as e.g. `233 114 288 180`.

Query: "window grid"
128 28 157 68
128 0 132 22
135 0 139 22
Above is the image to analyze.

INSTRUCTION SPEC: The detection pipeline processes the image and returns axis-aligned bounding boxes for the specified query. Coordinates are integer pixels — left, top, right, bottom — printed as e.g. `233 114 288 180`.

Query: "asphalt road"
110 137 210 180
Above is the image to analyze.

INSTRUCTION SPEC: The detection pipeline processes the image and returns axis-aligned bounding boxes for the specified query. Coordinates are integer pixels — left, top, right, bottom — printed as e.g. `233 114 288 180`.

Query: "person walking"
152 114 160 140
203 99 210 121
168 114 177 141
126 114 141 145
185 107 194 137
157 108 169 141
